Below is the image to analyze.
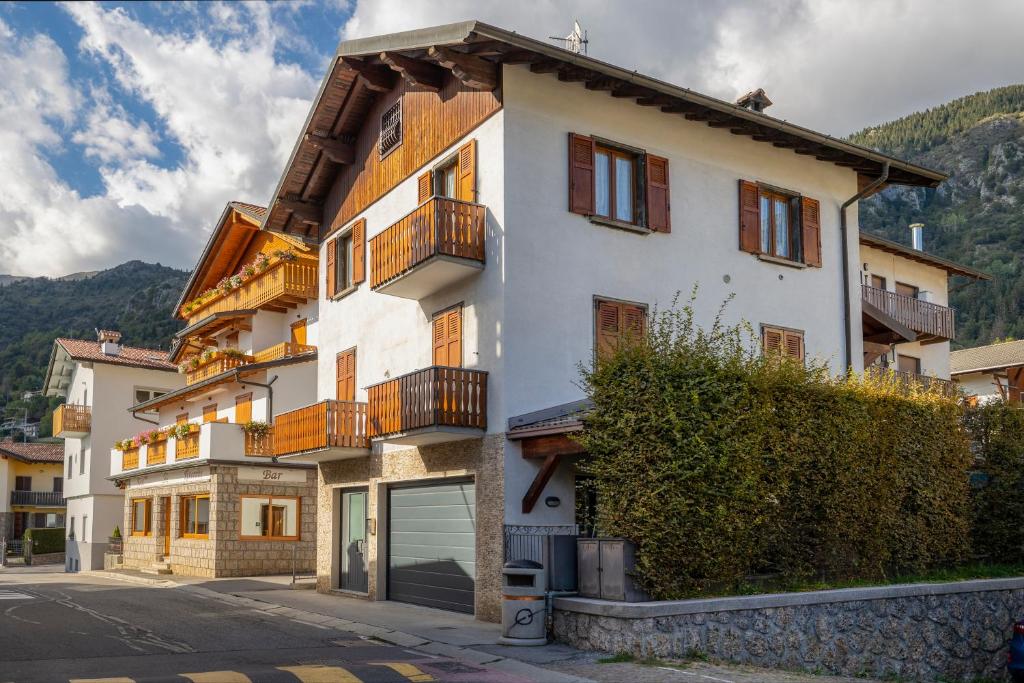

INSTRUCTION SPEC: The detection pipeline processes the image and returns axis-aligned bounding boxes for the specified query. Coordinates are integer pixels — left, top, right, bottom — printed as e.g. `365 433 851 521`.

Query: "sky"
2 0 1023 278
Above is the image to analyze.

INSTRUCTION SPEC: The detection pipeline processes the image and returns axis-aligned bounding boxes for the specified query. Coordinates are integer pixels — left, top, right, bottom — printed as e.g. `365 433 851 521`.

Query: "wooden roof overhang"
859 233 991 281
264 21 948 239
168 310 256 363
42 343 74 398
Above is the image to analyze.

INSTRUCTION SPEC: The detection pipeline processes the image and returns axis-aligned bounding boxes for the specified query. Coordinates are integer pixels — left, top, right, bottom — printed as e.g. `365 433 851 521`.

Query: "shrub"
24 527 66 555
965 401 1024 562
575 293 972 599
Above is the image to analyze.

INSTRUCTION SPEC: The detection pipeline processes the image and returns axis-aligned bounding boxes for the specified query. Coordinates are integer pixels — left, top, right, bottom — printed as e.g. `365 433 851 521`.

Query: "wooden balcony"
176 432 200 460
244 430 274 457
146 439 168 466
272 400 369 463
866 367 958 397
122 448 139 470
183 256 318 326
185 351 254 385
370 197 485 299
862 285 955 343
367 366 487 446
53 404 90 438
252 342 316 364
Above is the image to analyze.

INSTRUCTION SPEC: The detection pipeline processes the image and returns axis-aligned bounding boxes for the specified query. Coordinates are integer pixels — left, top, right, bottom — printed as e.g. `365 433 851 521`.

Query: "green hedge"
24 527 66 555
576 296 972 599
966 402 1024 562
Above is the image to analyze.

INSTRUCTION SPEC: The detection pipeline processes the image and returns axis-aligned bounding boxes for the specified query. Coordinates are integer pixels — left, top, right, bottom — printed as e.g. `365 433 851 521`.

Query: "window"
53 477 62 493
595 298 647 360
326 219 365 298
135 388 166 404
290 319 307 346
240 495 300 541
80 449 85 474
180 494 210 539
435 158 458 199
131 498 152 536
897 354 922 375
33 513 46 528
67 456 72 480
69 517 75 539
82 515 88 542
235 393 252 424
432 307 462 367
15 476 31 491
895 282 920 299
738 180 820 267
762 325 805 363
336 348 357 401
870 274 887 290
202 404 218 423
335 232 353 292
379 100 402 158
595 145 637 224
758 189 799 260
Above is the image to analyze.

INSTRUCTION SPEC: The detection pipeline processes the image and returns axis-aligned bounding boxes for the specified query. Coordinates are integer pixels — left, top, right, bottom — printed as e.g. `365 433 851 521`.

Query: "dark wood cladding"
366 366 487 437
321 73 501 237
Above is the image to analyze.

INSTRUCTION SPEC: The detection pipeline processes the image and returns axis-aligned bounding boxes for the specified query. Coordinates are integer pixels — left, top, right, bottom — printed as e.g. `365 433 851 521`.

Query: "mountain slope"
0 261 187 436
848 85 1024 346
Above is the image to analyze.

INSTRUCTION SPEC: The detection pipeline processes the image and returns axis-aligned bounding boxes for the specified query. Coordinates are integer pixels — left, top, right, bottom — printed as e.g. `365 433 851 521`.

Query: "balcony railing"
11 491 65 507
176 432 200 460
866 367 958 397
273 400 368 456
183 256 318 325
244 429 275 457
367 366 487 438
862 285 955 342
53 404 91 438
185 351 254 385
253 342 317 364
146 439 168 466
122 448 140 470
370 197 486 292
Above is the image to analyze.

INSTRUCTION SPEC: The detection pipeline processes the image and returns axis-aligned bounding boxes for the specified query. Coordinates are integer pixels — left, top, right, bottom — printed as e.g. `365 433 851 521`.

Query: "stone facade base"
552 578 1024 682
26 551 65 566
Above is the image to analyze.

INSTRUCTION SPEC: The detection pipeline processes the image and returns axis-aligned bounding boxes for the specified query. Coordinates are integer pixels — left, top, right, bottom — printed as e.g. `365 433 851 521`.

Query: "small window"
181 494 210 539
435 158 458 199
69 517 75 539
595 298 647 360
897 354 921 375
870 274 887 290
134 388 166 413
131 498 152 536
82 515 88 542
53 477 62 493
762 325 805 363
202 404 218 423
240 495 300 541
80 449 85 474
379 100 402 159
895 282 920 299
594 145 639 224
758 189 800 260
333 232 354 292
15 476 31 491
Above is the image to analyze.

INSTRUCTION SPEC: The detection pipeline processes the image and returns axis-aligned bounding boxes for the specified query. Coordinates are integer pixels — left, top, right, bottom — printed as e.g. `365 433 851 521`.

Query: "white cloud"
72 90 160 164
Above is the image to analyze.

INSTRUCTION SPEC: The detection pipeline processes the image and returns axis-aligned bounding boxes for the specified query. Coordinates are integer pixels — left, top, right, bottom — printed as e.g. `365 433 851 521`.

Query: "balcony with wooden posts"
370 196 486 299
367 366 487 446
861 285 955 344
866 367 958 397
272 400 369 463
182 255 318 326
53 404 91 438
252 342 316 364
185 351 254 385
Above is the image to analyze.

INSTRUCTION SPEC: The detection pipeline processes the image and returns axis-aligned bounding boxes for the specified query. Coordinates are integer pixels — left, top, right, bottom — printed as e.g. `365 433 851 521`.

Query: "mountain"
848 84 1024 347
0 261 188 436
0 274 30 287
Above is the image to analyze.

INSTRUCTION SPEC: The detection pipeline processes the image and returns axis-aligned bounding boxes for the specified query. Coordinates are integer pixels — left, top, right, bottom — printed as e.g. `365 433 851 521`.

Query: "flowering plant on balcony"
172 423 197 440
114 438 135 452
221 348 246 360
180 249 300 317
241 420 272 437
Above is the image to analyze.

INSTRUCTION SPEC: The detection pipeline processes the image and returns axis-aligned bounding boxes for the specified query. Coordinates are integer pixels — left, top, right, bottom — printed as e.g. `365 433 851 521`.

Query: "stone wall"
317 434 505 622
552 578 1024 682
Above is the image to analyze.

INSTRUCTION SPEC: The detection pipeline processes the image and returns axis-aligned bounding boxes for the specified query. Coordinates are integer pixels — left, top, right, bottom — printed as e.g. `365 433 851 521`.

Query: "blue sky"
2 0 1023 277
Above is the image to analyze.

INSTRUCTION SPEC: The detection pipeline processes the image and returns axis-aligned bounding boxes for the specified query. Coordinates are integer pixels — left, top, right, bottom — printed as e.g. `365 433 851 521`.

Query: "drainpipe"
840 162 889 370
131 410 160 426
241 373 279 422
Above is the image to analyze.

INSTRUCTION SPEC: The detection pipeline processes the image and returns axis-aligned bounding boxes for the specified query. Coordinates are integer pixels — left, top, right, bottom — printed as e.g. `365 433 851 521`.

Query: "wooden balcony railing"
175 433 200 460
185 352 254 385
370 197 486 289
122 448 139 470
10 491 65 507
53 404 91 437
862 285 955 341
147 439 168 466
273 400 368 456
244 429 275 457
366 366 487 438
252 342 317 364
866 367 958 397
183 257 319 325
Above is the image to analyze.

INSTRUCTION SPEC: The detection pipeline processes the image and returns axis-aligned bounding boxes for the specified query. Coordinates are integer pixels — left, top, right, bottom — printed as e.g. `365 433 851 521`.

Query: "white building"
43 331 182 571
951 339 1024 404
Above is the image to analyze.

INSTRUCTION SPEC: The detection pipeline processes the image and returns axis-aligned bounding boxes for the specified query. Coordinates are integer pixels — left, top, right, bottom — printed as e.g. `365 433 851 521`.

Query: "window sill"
588 215 652 235
329 284 359 302
756 253 806 269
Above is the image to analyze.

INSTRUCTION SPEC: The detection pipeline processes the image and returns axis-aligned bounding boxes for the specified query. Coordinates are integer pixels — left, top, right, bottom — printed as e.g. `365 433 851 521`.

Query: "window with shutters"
758 188 800 260
739 180 820 267
897 353 921 375
235 393 252 424
379 100 402 159
336 348 356 401
594 298 647 360
595 145 639 224
895 282 920 299
202 403 218 423
327 218 366 298
761 325 805 363
432 306 463 367
870 274 887 290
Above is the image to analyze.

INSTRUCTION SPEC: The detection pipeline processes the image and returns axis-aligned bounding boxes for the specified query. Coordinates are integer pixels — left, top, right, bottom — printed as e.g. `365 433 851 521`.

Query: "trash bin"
498 559 547 646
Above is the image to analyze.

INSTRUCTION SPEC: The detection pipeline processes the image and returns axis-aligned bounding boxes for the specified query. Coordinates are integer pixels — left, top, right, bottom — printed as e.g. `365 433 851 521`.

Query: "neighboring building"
43 331 182 571
242 21 967 621
109 202 318 578
858 229 990 385
951 339 1024 404
0 441 65 541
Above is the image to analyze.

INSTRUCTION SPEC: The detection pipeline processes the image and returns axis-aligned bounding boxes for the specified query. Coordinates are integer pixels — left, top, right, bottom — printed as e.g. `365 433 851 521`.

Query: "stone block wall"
552 578 1024 682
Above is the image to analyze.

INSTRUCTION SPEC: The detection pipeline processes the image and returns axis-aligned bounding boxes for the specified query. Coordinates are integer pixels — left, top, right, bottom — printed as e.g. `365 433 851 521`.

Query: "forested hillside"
0 261 187 436
849 85 1024 346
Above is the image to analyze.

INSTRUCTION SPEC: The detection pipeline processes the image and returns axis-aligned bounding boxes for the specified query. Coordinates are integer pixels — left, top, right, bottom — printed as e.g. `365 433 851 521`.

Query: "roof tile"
0 442 64 463
951 340 1024 375
55 338 176 371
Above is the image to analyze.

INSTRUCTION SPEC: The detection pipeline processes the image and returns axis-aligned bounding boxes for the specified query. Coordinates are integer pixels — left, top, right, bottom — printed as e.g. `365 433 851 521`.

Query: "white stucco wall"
954 370 1003 402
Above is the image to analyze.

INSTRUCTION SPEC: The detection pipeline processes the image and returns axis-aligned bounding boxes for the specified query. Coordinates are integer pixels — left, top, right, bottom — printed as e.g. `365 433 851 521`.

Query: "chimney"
97 329 122 356
910 223 924 251
736 88 772 113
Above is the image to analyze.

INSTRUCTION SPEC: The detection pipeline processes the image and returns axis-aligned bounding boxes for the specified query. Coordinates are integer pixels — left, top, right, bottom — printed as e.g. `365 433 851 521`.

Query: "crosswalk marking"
276 665 361 683
182 672 252 683
375 662 436 682
0 590 34 600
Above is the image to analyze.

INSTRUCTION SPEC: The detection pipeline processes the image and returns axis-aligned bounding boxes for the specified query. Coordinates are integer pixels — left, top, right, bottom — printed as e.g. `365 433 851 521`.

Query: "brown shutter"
432 315 447 366
738 180 761 254
623 304 646 341
432 307 462 367
202 404 217 423
801 197 822 267
762 327 783 355
569 133 595 215
595 300 622 359
176 413 188 426
290 319 307 346
234 393 252 424
325 237 337 297
336 348 356 401
645 155 671 233
783 330 805 362
417 171 432 204
351 219 366 284
457 139 477 203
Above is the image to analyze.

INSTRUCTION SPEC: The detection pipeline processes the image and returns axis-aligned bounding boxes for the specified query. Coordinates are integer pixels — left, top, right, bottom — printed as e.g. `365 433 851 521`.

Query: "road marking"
375 663 435 682
69 678 135 683
0 591 34 600
277 665 361 683
182 672 252 683
657 667 736 683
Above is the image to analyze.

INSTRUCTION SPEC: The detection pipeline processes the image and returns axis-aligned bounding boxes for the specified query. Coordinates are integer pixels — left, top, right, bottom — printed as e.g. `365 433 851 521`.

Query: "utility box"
577 538 648 602
498 560 547 646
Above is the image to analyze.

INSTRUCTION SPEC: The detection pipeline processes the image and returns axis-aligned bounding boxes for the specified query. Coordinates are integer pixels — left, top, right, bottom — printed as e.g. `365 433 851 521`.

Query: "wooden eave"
263 20 948 239
859 233 991 281
861 300 918 345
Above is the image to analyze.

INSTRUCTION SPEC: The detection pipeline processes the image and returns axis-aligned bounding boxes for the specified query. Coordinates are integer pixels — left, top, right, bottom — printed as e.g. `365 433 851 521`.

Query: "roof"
0 442 64 463
264 20 948 236
43 338 176 398
859 233 991 280
229 202 267 221
950 340 1024 375
507 399 593 439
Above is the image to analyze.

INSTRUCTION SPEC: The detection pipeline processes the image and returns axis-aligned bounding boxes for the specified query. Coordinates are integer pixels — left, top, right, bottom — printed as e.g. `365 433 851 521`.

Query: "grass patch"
598 653 635 664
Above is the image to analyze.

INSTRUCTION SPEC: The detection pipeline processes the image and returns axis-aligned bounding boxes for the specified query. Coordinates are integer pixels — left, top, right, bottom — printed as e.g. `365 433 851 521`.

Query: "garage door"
388 480 475 613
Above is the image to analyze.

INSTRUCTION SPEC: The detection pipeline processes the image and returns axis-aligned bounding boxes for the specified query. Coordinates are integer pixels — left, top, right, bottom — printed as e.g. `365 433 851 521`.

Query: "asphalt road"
0 570 527 683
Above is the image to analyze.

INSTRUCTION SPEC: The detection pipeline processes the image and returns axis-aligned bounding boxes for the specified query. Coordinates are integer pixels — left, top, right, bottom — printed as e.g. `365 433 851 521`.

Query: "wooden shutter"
568 133 595 215
762 327 783 355
202 404 217 423
595 300 621 359
336 348 356 401
351 219 366 284
801 197 822 267
432 307 462 367
290 319 307 345
457 139 477 202
623 304 646 340
234 393 252 424
176 413 188 426
645 155 671 233
738 180 761 253
783 330 804 362
417 171 432 204
325 237 337 297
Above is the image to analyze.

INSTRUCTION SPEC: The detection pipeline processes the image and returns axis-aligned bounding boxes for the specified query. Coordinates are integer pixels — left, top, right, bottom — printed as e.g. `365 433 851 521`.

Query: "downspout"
840 162 889 370
241 373 279 422
131 410 160 426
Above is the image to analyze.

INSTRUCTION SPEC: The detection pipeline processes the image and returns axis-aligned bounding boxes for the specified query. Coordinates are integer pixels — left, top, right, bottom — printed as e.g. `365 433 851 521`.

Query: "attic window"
379 100 402 159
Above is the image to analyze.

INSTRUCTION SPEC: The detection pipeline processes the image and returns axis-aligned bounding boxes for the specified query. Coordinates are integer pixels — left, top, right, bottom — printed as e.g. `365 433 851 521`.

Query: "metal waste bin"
498 559 547 646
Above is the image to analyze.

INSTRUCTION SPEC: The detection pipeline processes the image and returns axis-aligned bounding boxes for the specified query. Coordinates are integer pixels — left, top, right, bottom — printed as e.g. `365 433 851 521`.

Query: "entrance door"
340 489 368 593
160 497 171 556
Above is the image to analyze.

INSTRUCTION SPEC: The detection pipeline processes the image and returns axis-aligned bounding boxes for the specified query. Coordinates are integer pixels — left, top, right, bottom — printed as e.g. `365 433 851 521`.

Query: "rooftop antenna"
549 20 588 55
